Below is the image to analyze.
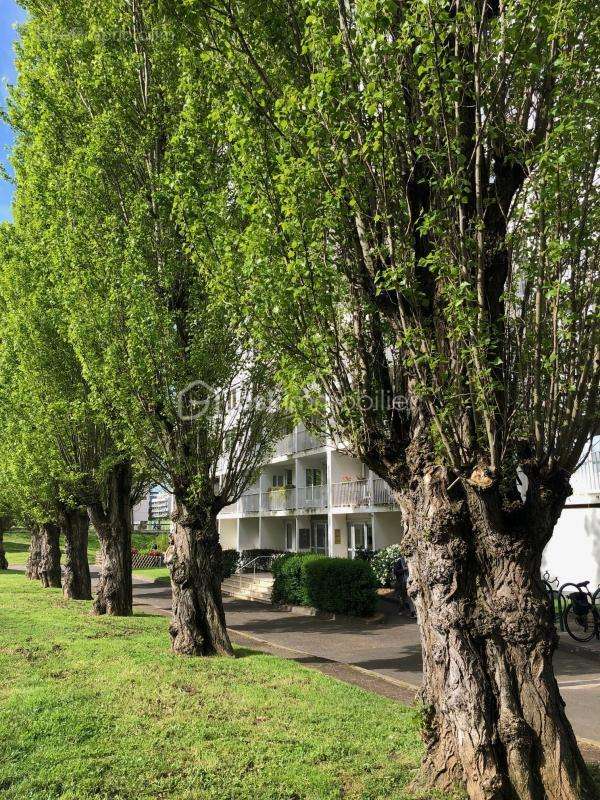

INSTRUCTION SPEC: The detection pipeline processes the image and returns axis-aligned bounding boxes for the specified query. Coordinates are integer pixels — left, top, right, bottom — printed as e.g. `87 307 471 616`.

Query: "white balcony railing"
372 478 397 506
296 428 325 452
262 487 296 512
331 480 370 507
297 484 328 509
240 492 260 514
570 451 600 495
220 501 238 516
274 432 296 458
331 478 397 508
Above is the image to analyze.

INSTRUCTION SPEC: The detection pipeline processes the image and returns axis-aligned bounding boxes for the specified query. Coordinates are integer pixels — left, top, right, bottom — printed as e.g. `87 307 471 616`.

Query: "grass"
2 529 167 567
0 571 450 800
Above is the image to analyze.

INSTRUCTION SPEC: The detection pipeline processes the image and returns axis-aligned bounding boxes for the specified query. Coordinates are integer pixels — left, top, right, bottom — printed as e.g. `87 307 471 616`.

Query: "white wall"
238 518 260 550
219 518 238 550
329 512 349 557
132 495 150 527
542 505 600 585
259 517 287 550
373 512 403 550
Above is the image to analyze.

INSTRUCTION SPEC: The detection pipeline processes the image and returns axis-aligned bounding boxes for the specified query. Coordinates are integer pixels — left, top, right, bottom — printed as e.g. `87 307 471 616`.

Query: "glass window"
306 468 323 486
298 528 310 550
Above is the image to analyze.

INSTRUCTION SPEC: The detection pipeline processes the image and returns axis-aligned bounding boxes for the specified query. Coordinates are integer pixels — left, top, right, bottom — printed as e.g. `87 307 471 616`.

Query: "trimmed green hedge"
272 553 379 617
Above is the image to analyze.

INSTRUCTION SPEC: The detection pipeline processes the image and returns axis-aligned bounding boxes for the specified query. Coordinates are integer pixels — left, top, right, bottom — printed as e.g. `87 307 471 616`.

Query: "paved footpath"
129 575 600 753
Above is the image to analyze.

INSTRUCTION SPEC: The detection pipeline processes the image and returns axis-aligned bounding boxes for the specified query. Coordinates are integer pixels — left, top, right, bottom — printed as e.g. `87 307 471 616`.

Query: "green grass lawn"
0 571 450 800
2 529 166 567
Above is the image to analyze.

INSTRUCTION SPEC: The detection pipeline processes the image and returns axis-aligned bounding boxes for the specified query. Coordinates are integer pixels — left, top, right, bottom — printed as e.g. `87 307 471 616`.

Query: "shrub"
273 553 378 617
272 553 325 606
303 557 379 616
371 544 405 588
222 549 240 579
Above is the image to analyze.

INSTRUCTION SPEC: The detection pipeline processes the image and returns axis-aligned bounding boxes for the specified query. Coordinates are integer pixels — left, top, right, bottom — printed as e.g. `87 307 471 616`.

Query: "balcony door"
347 521 373 558
298 520 328 554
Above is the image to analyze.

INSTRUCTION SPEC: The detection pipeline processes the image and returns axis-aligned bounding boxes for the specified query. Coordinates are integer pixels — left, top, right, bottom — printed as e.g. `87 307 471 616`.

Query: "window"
285 521 295 551
272 469 293 488
305 467 322 486
298 528 311 550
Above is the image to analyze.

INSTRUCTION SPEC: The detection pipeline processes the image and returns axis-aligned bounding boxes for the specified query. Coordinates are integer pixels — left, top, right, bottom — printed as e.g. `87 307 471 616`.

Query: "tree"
8 0 286 652
181 1 599 797
0 515 10 570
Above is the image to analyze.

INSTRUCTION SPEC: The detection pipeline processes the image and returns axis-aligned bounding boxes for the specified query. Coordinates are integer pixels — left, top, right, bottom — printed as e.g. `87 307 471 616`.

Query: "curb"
272 603 386 625
227 627 420 693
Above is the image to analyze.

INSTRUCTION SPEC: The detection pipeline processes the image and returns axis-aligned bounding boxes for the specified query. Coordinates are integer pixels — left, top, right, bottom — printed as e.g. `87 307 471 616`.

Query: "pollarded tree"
10 0 286 654
185 1 599 797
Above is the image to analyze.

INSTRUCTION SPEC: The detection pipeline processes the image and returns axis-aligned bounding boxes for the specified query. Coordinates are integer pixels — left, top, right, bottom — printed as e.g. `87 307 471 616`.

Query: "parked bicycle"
541 572 563 632
559 580 600 643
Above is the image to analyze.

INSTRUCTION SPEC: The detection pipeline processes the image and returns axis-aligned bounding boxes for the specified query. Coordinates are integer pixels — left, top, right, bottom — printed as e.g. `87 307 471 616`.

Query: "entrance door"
310 521 328 554
347 521 373 558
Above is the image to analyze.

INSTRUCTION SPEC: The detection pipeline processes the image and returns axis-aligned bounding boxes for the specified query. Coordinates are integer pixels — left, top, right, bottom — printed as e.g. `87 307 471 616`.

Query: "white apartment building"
132 427 599 581
218 422 403 559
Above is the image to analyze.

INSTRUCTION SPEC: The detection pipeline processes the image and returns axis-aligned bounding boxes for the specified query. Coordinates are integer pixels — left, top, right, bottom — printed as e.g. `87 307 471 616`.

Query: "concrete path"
129 576 600 748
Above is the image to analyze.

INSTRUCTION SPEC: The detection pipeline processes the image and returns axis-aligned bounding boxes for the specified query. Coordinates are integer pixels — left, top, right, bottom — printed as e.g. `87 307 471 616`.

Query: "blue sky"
1 0 26 222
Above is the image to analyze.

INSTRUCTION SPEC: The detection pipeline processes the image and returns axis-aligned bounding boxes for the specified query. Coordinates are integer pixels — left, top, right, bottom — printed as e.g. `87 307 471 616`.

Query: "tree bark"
59 507 92 600
165 497 233 657
89 461 133 616
26 525 43 580
0 531 7 570
0 514 11 569
399 459 598 800
39 522 61 588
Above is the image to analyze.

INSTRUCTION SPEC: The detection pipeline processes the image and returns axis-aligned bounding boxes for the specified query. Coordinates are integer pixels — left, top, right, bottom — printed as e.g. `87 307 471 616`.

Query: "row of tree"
0 2 597 799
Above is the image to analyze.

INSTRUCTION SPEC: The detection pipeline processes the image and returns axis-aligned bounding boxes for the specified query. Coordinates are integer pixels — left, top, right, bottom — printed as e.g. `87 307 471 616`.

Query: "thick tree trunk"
400 462 598 800
89 461 133 616
165 497 233 657
0 531 7 570
0 514 11 569
26 525 43 579
39 522 61 588
59 507 92 600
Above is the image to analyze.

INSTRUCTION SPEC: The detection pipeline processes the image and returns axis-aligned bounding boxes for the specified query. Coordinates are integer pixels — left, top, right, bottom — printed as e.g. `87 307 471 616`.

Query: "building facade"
217 423 403 558
132 429 600 579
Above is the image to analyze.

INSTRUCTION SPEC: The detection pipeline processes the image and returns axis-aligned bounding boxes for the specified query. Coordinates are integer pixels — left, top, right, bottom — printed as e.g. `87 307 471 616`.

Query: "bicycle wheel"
564 602 596 642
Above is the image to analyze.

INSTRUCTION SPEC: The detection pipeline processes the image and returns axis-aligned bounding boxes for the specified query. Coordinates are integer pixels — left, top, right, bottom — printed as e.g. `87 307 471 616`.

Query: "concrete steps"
222 572 274 604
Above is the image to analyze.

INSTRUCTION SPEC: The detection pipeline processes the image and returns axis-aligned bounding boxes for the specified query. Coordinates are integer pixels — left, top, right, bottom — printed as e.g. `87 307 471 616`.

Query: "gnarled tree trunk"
39 522 61 588
166 496 233 657
26 524 43 579
0 514 11 569
59 507 92 600
89 461 133 616
0 531 7 570
400 458 597 800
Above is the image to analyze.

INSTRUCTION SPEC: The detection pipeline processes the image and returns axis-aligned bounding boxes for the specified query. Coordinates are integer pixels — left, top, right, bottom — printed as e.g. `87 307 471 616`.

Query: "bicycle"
559 580 600 643
541 572 563 632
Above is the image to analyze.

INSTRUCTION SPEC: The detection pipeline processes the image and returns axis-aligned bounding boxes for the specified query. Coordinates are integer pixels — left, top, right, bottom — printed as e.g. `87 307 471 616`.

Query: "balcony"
296 428 325 452
273 432 296 458
262 487 296 512
240 492 260 514
570 451 600 496
331 478 397 508
297 484 328 509
372 478 397 506
332 480 370 507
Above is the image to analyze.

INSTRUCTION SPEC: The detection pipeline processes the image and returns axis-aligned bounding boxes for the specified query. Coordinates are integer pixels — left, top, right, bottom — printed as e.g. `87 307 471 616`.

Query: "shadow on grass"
4 542 29 553
1 569 27 576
